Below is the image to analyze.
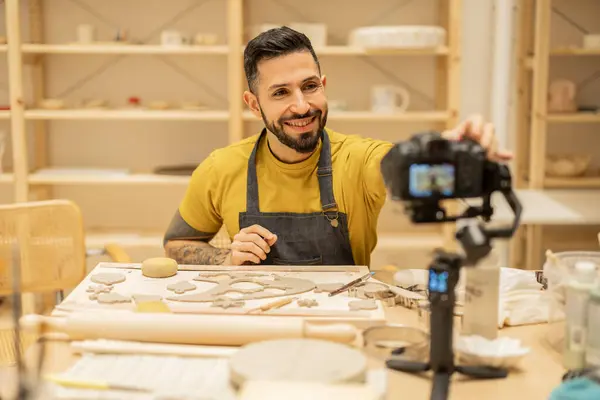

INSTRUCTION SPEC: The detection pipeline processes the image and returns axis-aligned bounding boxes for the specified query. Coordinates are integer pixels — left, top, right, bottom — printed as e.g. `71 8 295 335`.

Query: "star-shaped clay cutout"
211 296 245 309
297 298 319 308
86 284 113 300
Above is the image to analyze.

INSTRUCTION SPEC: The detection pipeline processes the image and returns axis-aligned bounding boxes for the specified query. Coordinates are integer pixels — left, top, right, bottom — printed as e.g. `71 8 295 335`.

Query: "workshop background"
0 0 598 273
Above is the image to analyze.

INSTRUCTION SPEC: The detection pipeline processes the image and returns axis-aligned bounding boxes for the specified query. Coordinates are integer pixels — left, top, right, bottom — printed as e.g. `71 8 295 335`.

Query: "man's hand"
229 224 278 265
442 114 513 162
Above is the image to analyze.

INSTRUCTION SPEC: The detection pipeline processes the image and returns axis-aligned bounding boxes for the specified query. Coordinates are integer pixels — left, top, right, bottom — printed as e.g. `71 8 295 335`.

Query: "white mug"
161 30 183 46
371 85 410 113
77 24 95 44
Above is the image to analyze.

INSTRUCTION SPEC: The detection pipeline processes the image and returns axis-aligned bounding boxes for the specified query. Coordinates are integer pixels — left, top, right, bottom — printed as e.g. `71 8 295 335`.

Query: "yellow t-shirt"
178 128 394 267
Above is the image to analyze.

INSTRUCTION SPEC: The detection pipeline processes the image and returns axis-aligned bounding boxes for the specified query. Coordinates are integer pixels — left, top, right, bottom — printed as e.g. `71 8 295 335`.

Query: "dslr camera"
380 131 512 224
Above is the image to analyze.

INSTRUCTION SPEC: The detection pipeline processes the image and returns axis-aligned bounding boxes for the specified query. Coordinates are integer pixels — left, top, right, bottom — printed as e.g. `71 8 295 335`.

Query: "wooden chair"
0 199 130 366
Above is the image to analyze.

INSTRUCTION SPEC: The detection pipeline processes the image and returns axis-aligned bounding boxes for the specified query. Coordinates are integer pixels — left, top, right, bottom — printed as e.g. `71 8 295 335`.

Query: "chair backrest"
0 199 86 295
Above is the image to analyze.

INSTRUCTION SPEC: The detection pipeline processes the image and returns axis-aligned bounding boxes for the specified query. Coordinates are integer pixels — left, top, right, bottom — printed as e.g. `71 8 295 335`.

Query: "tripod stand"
386 249 508 400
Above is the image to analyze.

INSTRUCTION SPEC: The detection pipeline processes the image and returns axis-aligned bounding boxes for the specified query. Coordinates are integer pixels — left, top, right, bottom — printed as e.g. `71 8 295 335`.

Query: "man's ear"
243 91 261 118
321 74 327 88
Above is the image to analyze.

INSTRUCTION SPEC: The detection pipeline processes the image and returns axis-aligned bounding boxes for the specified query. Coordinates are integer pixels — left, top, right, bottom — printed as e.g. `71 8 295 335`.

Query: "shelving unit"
3 0 462 269
513 0 600 269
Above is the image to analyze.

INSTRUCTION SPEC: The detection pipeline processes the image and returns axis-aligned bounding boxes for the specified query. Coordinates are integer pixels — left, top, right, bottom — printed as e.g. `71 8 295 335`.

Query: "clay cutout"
297 298 319 308
167 275 315 302
357 282 390 299
314 283 345 293
211 297 245 309
86 284 113 300
97 292 131 304
348 299 378 311
167 281 197 294
132 294 162 303
91 272 126 286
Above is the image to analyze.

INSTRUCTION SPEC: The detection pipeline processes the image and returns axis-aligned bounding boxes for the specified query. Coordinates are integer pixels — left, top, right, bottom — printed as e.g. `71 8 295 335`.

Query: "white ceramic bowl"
545 154 591 177
456 335 530 369
349 25 446 49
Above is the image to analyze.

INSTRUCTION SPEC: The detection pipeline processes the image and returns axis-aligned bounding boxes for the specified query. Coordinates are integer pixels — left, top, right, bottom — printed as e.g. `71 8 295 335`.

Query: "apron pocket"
272 256 322 266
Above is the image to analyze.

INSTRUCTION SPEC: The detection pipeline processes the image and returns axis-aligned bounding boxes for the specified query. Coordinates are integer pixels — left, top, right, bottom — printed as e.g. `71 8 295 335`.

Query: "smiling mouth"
284 116 316 128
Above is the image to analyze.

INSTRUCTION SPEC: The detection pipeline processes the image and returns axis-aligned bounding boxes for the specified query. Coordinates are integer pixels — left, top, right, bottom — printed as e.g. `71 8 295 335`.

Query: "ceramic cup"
161 30 183 46
77 24 95 44
371 85 410 113
583 34 600 49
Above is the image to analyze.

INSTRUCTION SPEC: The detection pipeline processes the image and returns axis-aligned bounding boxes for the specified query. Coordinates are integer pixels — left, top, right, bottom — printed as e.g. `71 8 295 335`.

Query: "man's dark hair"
244 26 321 94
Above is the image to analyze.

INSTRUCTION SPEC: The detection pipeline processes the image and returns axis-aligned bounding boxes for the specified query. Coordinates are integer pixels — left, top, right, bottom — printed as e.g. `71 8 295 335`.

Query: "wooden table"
0 304 565 400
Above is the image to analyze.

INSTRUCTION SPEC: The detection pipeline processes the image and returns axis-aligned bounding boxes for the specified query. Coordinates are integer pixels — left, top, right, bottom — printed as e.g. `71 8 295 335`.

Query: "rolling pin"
20 312 357 346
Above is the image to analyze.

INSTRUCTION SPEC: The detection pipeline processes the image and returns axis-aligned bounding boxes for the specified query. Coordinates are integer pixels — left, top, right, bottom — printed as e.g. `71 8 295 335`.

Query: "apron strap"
245 131 262 214
316 130 337 211
245 129 337 214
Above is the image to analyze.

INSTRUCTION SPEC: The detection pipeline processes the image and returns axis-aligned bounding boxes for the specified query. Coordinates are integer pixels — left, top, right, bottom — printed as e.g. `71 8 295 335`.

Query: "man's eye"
304 83 318 91
273 90 286 97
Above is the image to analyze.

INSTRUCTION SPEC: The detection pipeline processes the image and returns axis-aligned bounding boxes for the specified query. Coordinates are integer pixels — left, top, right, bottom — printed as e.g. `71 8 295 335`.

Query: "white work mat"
55 263 386 328
49 353 236 400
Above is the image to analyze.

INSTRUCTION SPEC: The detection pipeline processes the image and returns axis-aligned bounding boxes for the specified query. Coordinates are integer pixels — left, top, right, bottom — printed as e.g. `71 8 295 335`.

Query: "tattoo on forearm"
166 243 230 265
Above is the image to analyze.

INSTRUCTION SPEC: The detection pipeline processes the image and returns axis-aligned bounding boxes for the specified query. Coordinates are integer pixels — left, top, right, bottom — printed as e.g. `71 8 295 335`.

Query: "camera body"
381 131 488 202
380 131 512 224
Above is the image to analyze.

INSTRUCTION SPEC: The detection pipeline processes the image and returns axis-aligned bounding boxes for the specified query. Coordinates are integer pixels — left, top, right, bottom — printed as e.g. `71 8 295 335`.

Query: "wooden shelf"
544 177 600 189
0 111 10 119
311 46 449 56
21 44 448 56
243 110 450 122
546 113 600 123
24 109 229 121
550 48 600 56
85 230 164 248
28 172 190 185
22 43 229 55
488 189 600 225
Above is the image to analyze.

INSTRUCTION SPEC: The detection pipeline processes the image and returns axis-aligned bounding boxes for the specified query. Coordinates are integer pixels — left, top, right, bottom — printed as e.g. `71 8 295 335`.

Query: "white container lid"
572 261 597 283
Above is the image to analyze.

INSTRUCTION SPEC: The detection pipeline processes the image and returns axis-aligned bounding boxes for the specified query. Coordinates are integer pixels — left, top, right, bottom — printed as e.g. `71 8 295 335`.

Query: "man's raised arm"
163 210 231 265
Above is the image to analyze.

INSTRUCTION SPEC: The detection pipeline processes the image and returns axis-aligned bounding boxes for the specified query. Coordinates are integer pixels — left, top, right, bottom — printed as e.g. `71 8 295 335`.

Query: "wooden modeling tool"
329 272 376 297
246 297 298 314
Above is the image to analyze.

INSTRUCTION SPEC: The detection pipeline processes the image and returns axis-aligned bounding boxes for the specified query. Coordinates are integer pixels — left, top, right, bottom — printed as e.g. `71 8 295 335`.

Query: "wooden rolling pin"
20 312 357 346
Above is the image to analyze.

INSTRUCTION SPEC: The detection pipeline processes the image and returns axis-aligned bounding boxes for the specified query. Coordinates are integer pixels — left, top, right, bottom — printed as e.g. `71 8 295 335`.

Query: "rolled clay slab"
229 338 367 388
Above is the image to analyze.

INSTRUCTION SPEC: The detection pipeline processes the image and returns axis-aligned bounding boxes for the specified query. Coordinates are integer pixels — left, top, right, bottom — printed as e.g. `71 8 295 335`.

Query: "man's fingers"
234 232 270 254
234 251 261 265
266 234 277 246
234 241 267 260
241 224 276 242
496 150 514 160
465 115 485 140
480 123 494 150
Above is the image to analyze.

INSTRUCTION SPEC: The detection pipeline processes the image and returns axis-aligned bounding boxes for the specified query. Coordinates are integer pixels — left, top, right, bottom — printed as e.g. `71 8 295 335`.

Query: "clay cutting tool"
328 271 376 297
246 296 298 314
45 374 151 392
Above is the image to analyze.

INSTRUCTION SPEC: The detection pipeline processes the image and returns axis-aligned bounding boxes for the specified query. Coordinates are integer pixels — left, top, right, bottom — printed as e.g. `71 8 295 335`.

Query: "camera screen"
429 270 449 293
408 163 455 198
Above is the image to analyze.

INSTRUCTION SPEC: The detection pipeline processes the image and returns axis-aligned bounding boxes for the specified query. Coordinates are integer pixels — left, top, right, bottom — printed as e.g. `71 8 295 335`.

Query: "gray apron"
238 129 356 266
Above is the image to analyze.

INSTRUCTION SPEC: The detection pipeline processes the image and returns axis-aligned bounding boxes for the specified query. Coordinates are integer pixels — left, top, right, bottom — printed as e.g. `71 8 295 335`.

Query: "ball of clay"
141 257 178 278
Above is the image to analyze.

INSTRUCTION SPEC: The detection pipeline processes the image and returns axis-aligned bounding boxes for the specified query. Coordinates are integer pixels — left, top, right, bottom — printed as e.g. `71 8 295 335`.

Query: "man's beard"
260 106 328 154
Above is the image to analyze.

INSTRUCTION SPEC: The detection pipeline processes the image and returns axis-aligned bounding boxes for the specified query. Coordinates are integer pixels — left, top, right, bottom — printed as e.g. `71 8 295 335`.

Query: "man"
163 26 511 267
